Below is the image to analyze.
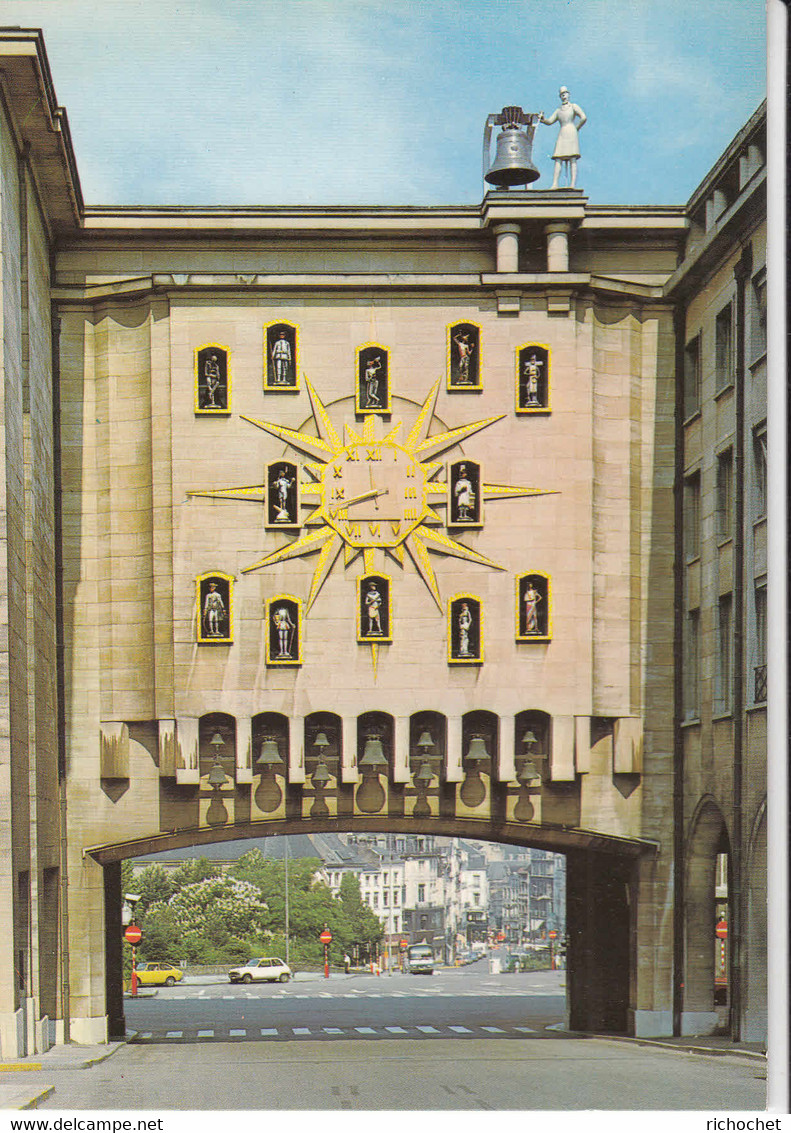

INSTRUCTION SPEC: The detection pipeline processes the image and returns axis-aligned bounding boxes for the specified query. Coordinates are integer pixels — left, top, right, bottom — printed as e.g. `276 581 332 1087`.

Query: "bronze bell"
483 106 540 189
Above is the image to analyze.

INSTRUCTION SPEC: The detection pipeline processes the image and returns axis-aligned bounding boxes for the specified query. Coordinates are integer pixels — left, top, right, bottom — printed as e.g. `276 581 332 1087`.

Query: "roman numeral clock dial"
188 374 555 661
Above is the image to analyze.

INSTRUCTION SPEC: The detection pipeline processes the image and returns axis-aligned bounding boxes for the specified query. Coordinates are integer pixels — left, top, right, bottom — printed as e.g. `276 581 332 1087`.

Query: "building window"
754 582 767 703
684 335 701 419
383 892 389 906
683 609 700 721
715 594 733 714
473 893 480 906
373 893 378 908
753 426 767 518
684 472 701 561
418 884 425 903
394 890 399 905
714 301 734 393
716 448 734 540
383 873 388 885
751 273 767 360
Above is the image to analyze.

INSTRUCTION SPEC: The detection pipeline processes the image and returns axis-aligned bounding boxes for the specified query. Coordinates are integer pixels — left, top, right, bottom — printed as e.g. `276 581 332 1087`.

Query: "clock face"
323 440 428 549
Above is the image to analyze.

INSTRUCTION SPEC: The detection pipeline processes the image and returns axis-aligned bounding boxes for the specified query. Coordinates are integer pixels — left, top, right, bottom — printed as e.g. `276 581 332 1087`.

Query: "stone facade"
0 29 767 1053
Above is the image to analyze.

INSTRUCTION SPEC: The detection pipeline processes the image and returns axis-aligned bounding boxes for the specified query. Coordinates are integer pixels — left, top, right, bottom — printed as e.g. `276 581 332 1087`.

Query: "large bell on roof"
483 106 540 189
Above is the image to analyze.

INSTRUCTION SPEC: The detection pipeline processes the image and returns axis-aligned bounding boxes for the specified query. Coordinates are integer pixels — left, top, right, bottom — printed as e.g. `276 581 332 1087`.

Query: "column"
288 715 305 785
341 715 359 783
445 716 464 783
393 717 410 784
175 717 199 785
236 716 253 784
545 222 570 272
494 223 520 272
497 714 516 782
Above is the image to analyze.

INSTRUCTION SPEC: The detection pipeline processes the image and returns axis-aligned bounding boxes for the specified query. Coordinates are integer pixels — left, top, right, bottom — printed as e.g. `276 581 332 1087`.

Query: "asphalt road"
124 961 567 1043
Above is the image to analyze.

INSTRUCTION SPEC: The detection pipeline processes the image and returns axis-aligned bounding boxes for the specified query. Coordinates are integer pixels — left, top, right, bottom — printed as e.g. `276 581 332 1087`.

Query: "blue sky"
4 0 767 206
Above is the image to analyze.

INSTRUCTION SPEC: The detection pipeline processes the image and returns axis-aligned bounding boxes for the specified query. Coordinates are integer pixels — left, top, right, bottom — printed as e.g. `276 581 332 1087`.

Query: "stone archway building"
0 29 767 1055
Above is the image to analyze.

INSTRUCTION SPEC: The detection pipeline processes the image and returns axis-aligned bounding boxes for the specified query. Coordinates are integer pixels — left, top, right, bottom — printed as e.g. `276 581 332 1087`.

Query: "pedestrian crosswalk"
182 987 553 1001
130 1022 544 1044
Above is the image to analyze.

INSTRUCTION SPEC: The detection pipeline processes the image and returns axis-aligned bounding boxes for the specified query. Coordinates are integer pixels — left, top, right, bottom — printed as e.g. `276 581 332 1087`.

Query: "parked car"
228 957 292 984
134 961 184 987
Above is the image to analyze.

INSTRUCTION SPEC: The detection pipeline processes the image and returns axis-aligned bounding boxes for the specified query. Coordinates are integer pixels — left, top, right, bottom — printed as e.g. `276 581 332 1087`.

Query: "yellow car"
134 961 184 987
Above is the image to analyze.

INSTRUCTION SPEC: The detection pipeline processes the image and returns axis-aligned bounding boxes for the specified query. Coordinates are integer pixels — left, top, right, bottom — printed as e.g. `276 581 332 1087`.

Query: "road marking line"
292 1027 311 1035
481 1026 504 1033
416 1025 439 1033
197 1030 214 1038
323 1028 344 1034
319 993 332 998
140 1033 153 1039
449 1026 472 1033
165 1031 183 1038
222 996 235 1000
355 1027 376 1034
260 1028 278 1036
514 1026 536 1033
229 1029 246 1037
385 1026 408 1033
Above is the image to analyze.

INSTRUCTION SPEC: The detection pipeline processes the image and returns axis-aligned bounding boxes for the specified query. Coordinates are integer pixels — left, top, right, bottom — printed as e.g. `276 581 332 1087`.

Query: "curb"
0 1084 55 1110
600 1033 766 1062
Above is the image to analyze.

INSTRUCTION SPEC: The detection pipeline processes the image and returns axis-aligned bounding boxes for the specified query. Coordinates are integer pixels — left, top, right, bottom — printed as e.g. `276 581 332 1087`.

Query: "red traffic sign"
400 938 408 949
124 924 142 945
548 930 558 939
319 928 332 945
715 919 728 940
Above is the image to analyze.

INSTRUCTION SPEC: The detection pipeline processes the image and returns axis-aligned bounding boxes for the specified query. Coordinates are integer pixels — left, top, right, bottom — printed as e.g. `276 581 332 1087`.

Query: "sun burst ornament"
189 376 555 665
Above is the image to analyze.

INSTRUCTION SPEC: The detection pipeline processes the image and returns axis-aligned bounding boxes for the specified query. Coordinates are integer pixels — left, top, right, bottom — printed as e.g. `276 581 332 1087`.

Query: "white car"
228 957 292 984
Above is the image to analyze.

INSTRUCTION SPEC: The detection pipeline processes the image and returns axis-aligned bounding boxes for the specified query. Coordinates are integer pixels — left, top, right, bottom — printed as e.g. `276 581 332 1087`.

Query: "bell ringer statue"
482 90 587 191
540 86 587 190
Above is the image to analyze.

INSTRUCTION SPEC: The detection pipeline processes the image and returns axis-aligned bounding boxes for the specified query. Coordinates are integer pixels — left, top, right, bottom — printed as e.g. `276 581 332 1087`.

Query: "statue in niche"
203 582 226 637
364 354 383 408
359 575 390 640
523 353 544 406
540 86 587 190
517 345 549 410
365 582 383 635
272 605 296 659
356 345 389 413
271 330 293 385
458 603 474 657
446 459 478 525
270 465 296 522
449 323 480 389
204 353 222 408
196 345 228 410
523 582 542 634
453 331 475 384
450 595 481 661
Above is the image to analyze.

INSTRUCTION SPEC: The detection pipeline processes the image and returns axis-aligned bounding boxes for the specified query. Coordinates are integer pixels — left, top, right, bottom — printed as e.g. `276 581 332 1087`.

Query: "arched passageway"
98 820 648 1042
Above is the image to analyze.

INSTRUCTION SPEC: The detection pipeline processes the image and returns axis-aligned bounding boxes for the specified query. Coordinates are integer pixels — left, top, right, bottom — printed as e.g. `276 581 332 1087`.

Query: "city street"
123 960 567 1044
21 961 765 1111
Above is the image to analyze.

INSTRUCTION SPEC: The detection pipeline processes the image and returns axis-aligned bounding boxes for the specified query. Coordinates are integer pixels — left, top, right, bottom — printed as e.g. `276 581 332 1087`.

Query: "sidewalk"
0 1041 126 1110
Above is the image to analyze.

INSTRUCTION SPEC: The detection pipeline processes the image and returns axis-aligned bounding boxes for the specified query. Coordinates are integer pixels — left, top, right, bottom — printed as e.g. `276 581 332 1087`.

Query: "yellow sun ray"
418 527 506 571
387 544 405 566
360 415 378 443
241 414 335 462
481 484 560 501
241 527 335 574
187 484 265 502
306 533 344 611
363 548 376 575
405 534 443 611
304 377 345 454
413 414 506 462
404 376 442 453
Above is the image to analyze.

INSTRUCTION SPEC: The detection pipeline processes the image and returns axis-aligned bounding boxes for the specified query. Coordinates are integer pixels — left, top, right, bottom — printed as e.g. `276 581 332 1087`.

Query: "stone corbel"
236 716 253 784
613 717 643 774
549 715 576 781
100 722 129 779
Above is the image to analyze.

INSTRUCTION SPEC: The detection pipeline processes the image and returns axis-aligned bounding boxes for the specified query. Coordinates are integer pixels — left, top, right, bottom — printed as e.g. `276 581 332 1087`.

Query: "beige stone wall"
0 93 61 1056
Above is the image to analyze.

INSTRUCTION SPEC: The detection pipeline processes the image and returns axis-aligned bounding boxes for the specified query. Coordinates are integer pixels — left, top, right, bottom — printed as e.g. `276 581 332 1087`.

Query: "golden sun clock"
189 371 554 660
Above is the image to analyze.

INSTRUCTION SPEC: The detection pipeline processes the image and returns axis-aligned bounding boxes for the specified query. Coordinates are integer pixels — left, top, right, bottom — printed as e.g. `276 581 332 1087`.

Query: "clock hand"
329 488 389 516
